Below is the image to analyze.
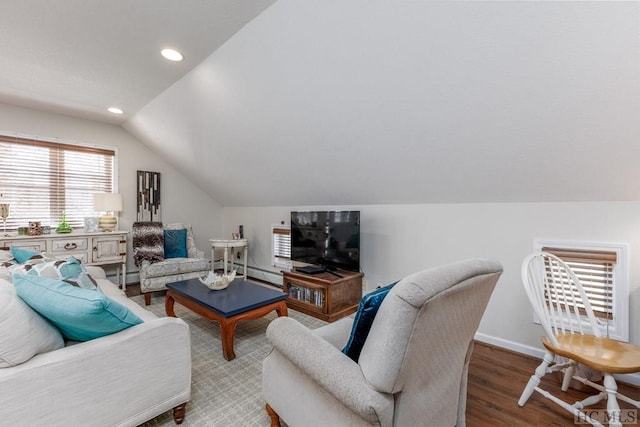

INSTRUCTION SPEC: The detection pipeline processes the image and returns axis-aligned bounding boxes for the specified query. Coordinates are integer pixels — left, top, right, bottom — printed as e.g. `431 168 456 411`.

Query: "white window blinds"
272 226 291 269
542 247 615 320
0 135 115 231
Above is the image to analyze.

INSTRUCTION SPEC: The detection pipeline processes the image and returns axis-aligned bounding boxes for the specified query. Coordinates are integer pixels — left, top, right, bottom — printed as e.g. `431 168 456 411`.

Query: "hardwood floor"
126 283 638 425
467 342 639 426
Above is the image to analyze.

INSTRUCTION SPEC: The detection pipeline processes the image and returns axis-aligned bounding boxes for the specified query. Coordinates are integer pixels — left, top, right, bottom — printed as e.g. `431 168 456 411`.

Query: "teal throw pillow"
13 274 143 341
164 228 188 258
342 281 398 362
10 247 39 264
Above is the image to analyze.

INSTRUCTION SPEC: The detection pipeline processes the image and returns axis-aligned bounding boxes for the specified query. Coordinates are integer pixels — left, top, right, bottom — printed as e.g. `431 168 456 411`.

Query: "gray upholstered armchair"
133 222 210 305
262 258 503 427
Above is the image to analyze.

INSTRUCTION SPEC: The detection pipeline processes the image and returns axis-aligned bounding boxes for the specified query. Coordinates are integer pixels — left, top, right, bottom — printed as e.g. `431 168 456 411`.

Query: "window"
0 134 116 231
535 240 629 342
272 225 291 269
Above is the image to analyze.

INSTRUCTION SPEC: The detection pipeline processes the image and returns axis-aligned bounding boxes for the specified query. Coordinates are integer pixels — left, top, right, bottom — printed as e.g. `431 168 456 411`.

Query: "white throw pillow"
0 266 10 282
9 256 97 290
0 249 13 263
0 280 64 368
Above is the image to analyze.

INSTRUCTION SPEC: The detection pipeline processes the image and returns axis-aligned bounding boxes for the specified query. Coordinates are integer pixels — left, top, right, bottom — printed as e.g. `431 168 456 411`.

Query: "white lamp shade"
93 193 123 213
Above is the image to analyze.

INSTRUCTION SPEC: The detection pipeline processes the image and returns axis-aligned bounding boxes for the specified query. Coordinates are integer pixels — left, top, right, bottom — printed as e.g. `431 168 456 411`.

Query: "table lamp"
93 193 123 232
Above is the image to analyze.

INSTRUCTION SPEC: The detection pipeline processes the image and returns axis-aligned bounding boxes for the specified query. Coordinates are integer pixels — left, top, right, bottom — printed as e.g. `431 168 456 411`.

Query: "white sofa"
0 266 192 426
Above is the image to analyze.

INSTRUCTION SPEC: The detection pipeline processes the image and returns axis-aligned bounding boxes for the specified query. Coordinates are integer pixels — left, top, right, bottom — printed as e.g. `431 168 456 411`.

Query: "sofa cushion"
142 257 210 278
164 228 187 258
0 280 64 367
13 274 143 341
0 265 11 281
97 279 158 322
10 256 97 289
342 281 398 362
0 248 13 263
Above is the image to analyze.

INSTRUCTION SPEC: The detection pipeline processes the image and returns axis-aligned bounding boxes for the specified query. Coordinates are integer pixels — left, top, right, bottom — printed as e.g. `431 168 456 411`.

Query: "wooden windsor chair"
518 252 640 427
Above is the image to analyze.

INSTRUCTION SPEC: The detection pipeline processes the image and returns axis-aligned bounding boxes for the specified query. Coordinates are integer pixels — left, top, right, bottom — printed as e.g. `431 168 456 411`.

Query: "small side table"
210 238 248 280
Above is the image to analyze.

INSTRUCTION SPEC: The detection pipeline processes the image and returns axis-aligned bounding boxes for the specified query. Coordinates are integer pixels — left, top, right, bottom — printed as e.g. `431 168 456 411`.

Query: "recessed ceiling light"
161 48 183 62
108 107 124 114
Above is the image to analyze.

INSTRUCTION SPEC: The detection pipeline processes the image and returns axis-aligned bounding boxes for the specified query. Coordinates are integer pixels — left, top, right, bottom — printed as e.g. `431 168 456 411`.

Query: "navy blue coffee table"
165 278 288 360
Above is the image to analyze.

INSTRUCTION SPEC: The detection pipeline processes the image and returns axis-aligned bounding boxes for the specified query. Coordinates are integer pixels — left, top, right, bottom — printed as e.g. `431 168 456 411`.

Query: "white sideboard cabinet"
0 231 128 290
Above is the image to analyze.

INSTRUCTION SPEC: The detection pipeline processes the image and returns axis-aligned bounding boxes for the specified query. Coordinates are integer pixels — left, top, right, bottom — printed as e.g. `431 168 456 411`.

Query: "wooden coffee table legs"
166 291 288 361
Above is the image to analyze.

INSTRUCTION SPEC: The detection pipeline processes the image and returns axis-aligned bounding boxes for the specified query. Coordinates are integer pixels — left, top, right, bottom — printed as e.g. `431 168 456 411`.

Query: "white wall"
0 103 223 279
127 0 640 207
223 202 640 350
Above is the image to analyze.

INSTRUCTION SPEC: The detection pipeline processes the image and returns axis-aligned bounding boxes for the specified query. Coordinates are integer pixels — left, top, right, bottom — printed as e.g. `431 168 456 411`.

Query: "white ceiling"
0 0 276 124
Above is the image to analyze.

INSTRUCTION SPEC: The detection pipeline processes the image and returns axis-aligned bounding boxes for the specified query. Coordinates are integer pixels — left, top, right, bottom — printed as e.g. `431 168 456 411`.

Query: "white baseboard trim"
474 332 545 359
245 265 283 286
474 332 640 387
213 261 283 287
126 263 281 288
123 271 139 284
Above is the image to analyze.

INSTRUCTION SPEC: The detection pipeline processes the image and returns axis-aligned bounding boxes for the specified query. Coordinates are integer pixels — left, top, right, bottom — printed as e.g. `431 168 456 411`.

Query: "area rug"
131 292 327 426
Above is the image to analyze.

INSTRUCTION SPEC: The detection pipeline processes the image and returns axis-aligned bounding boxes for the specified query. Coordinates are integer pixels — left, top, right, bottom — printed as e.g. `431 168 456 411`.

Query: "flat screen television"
290 210 360 272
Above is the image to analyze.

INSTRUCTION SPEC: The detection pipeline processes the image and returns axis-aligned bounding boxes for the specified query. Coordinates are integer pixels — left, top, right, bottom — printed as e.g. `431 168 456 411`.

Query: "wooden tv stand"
282 269 363 322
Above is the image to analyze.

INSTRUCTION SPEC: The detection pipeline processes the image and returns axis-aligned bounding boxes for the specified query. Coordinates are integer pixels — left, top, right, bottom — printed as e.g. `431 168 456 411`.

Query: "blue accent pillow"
342 281 398 362
58 256 84 279
164 229 188 258
13 274 143 341
10 247 39 264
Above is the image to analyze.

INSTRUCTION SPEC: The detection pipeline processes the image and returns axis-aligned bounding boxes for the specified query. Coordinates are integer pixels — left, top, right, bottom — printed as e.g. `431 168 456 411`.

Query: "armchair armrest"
190 248 205 259
266 317 393 425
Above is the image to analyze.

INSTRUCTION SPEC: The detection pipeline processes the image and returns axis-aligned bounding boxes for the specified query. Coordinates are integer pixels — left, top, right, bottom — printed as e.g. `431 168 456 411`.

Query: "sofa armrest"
0 317 191 426
85 265 106 279
266 317 393 425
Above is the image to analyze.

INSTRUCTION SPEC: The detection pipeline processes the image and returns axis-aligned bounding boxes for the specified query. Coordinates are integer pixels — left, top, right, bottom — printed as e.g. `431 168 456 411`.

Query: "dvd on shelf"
287 284 325 307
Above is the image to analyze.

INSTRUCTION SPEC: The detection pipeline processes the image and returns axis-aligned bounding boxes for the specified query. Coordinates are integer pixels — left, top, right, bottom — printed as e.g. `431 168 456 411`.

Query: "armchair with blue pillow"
263 258 503 427
133 222 210 305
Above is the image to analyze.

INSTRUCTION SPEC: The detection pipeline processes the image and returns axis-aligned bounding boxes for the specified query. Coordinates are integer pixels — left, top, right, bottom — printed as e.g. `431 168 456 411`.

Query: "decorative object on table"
199 270 236 290
231 232 240 240
27 221 43 236
136 171 161 221
55 213 73 234
93 193 123 232
42 225 51 234
84 217 100 233
17 227 28 236
0 194 10 237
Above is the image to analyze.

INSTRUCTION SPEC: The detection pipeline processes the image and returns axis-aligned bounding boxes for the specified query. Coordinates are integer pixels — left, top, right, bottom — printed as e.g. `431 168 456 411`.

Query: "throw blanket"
133 222 164 267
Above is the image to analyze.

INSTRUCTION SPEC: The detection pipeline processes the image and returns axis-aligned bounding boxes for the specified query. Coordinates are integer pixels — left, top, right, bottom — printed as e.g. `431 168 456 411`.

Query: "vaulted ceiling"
0 0 276 124
3 1 640 207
